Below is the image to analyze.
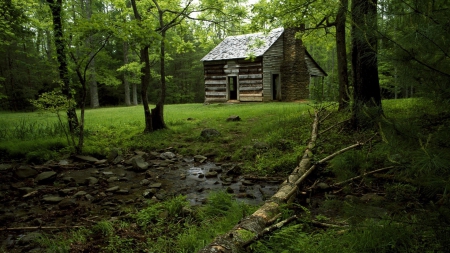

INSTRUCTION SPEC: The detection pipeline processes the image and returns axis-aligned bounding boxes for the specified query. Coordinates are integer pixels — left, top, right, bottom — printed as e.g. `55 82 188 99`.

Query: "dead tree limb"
333 166 395 186
0 226 85 231
198 110 321 253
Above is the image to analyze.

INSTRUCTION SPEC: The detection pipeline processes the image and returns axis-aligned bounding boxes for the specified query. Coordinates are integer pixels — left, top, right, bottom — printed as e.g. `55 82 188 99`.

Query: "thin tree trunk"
131 0 153 132
123 41 131 106
336 0 349 110
151 27 167 130
132 81 138 105
85 0 99 109
46 0 79 133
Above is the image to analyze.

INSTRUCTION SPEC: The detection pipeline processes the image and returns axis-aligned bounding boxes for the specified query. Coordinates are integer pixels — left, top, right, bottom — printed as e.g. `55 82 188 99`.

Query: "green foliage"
329 150 366 182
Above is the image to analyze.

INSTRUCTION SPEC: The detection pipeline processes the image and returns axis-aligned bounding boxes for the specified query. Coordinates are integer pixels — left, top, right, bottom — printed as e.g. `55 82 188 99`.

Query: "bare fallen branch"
333 166 395 186
0 225 85 231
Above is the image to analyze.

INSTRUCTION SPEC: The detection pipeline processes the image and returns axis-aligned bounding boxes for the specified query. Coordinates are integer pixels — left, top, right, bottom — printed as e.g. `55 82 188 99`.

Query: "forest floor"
0 100 449 252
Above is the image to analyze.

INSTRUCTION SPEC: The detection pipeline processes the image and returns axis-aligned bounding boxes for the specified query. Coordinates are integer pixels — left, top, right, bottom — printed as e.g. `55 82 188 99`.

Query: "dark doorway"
272 74 280 100
228 76 237 100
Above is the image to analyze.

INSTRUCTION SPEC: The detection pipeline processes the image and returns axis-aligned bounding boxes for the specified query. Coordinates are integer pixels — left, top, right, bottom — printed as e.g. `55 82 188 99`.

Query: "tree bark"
130 0 153 132
199 111 321 253
336 0 349 110
351 0 382 128
123 41 131 106
46 0 79 133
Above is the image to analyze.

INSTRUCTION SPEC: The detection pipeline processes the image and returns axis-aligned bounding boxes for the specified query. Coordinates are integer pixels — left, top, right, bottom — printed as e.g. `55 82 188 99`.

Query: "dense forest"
2 0 448 112
1 0 450 252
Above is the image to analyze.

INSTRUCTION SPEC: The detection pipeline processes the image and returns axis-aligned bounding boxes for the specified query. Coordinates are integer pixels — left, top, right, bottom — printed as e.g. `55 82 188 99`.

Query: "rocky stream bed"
0 149 281 252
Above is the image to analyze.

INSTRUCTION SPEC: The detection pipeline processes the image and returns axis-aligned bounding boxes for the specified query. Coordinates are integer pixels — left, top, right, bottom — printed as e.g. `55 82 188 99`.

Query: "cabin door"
228 76 238 100
272 74 280 100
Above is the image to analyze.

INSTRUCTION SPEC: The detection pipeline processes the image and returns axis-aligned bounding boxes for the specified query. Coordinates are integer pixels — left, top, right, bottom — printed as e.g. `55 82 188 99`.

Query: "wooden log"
205 87 226 91
239 86 263 91
206 91 227 96
239 93 263 97
198 110 321 253
205 80 227 85
239 74 263 79
239 80 263 84
239 97 263 102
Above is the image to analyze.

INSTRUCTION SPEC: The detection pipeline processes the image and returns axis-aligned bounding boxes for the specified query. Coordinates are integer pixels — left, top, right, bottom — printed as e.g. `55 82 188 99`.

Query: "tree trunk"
132 81 138 105
46 0 79 133
351 0 382 129
131 0 153 132
123 41 131 106
336 0 349 110
151 27 167 130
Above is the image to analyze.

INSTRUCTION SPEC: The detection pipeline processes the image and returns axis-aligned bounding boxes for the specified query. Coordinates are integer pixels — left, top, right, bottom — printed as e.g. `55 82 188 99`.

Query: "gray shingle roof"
200 28 284 61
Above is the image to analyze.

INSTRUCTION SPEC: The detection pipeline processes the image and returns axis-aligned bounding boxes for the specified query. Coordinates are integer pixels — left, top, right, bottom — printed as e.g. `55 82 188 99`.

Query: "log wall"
204 58 264 102
262 35 283 101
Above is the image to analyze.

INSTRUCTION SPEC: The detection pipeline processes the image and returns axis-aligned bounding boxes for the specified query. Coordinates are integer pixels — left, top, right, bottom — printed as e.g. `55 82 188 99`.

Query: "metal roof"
200 28 284 61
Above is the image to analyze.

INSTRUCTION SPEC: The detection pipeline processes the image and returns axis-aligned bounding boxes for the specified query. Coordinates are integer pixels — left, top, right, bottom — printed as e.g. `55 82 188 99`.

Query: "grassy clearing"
0 102 312 175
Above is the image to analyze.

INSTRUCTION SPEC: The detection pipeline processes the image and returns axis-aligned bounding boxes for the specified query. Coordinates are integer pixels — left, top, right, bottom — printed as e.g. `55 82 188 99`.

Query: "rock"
106 186 120 192
194 155 208 163
35 171 57 184
58 160 70 166
140 179 151 186
117 189 130 194
143 189 157 198
85 177 98 186
18 187 35 194
75 155 99 162
226 115 241 121
107 177 119 182
253 142 269 150
15 165 38 178
58 199 77 209
102 171 114 175
95 159 108 165
198 174 205 178
160 152 176 160
200 128 221 138
85 194 94 201
0 164 12 171
209 167 223 173
42 196 64 203
113 155 124 164
59 188 77 195
132 157 149 171
62 176 75 183
241 180 254 186
18 232 42 246
180 174 186 180
73 191 87 197
316 182 330 190
239 186 246 192
226 187 234 193
360 193 385 202
205 171 218 178
149 183 162 188
107 148 121 162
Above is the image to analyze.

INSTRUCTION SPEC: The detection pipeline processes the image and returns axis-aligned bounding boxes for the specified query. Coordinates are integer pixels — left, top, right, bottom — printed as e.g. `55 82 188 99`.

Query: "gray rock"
180 174 186 180
18 187 35 194
149 183 162 188
106 186 120 192
18 232 42 246
226 187 234 193
102 171 114 176
42 196 64 203
194 155 208 163
107 148 121 162
198 174 205 178
0 164 13 171
107 176 119 182
85 194 94 201
58 199 77 209
200 128 221 138
241 180 254 186
73 191 87 197
58 160 69 166
62 176 75 183
205 171 218 178
140 179 150 186
132 157 149 171
226 115 241 121
59 188 77 195
75 155 99 162
113 155 124 164
117 189 130 194
85 177 98 186
316 182 330 190
160 152 176 160
35 171 57 184
143 189 157 198
15 165 38 178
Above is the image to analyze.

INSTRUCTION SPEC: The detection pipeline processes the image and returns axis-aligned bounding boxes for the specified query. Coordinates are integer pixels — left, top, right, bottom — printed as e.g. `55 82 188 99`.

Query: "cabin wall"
204 61 227 102
237 58 263 102
262 36 284 101
204 58 263 102
280 28 310 101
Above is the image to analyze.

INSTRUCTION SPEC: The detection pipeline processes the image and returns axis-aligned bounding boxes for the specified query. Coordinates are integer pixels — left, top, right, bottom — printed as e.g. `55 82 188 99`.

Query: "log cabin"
201 27 327 102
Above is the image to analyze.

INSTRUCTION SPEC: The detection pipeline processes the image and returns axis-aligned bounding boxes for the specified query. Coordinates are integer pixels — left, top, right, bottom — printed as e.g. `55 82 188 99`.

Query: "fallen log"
198 110 321 253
